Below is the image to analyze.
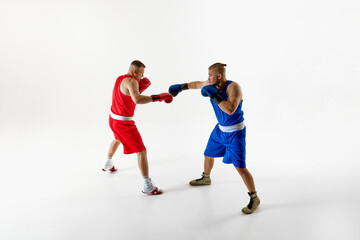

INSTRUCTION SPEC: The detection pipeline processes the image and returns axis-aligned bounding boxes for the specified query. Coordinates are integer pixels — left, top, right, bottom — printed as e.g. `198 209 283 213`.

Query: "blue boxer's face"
208 69 221 85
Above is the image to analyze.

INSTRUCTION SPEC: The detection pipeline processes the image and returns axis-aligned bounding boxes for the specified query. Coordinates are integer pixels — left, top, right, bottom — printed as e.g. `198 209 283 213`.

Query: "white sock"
143 176 155 193
104 157 113 170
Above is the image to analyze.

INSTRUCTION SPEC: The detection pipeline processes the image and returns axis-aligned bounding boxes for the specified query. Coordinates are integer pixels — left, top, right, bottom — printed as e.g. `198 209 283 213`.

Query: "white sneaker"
142 187 163 195
102 166 117 172
142 178 163 195
102 158 117 172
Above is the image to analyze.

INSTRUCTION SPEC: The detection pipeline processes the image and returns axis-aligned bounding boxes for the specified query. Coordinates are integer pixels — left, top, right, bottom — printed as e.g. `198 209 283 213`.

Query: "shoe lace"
196 176 205 181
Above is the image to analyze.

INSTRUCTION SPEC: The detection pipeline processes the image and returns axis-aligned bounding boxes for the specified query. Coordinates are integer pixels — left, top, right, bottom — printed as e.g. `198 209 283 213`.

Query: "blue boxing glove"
201 85 224 104
169 83 189 97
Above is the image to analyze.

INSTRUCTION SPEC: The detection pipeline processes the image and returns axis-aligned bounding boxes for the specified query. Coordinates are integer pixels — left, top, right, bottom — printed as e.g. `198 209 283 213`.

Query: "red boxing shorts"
109 116 146 154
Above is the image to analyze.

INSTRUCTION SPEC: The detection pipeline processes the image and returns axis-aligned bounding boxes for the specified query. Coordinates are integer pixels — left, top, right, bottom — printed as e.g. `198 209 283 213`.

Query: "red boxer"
103 60 172 195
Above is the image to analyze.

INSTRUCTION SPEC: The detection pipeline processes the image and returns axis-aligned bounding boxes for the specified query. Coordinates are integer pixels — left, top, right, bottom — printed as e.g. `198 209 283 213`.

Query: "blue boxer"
203 80 247 168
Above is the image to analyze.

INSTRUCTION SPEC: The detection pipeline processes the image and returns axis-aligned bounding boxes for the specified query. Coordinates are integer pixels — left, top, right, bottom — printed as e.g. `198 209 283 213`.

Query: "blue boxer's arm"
201 85 224 104
168 83 189 97
217 82 242 115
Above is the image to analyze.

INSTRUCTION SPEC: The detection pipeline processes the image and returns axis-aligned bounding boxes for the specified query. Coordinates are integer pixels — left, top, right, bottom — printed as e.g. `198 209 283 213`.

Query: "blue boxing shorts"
204 124 246 168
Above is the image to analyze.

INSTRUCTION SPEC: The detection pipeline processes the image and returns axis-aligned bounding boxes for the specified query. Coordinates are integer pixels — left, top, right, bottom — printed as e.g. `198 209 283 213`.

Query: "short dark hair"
131 60 146 68
209 62 226 75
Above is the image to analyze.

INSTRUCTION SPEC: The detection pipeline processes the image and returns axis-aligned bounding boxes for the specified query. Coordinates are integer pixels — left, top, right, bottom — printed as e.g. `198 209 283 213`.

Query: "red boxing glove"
138 77 151 93
151 93 173 103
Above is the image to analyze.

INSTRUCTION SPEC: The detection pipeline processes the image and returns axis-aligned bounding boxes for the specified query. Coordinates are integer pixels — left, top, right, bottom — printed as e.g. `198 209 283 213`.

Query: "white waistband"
110 112 133 121
218 122 245 133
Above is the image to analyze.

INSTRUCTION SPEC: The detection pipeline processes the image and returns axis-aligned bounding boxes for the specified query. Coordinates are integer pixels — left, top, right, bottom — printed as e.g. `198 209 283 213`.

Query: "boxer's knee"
204 155 214 161
137 149 147 156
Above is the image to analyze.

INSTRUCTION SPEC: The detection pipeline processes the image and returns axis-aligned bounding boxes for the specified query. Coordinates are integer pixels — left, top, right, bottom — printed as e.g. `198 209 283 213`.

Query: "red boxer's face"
134 67 145 81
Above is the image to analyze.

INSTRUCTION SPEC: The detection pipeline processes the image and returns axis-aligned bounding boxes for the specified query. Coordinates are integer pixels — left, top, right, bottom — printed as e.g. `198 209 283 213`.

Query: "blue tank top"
210 80 244 126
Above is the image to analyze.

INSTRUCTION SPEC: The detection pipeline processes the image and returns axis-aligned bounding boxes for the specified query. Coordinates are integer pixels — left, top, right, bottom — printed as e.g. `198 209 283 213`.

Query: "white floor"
1 1 360 239
1 119 359 240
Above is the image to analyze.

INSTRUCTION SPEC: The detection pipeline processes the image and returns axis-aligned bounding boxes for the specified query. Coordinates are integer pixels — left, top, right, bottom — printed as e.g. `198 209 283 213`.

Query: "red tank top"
110 75 136 117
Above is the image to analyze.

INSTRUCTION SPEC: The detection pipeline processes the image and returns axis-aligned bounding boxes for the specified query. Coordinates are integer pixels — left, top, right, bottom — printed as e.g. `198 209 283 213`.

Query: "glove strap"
211 93 224 104
180 83 189 91
151 95 160 102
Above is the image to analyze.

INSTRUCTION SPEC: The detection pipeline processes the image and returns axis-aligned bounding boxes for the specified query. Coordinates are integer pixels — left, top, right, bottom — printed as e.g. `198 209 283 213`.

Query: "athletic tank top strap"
219 81 233 100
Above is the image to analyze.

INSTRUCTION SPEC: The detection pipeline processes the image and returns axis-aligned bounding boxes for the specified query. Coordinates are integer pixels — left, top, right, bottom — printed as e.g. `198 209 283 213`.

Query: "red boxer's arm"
139 77 151 93
126 78 152 104
151 93 173 103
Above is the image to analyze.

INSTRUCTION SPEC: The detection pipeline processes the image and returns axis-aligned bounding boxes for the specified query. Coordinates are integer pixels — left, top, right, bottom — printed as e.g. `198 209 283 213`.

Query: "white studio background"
1 0 360 240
